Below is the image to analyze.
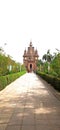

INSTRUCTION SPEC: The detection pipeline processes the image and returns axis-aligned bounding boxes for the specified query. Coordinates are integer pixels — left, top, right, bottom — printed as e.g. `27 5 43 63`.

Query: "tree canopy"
37 49 60 77
0 47 23 76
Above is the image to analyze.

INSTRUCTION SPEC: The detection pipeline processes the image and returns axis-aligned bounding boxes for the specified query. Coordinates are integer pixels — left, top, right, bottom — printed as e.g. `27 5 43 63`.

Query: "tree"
36 59 43 71
0 48 22 75
51 53 60 77
42 50 53 73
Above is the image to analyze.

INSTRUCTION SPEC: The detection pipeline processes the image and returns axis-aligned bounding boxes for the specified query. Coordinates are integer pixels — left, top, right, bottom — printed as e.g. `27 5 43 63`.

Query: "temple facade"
23 42 39 72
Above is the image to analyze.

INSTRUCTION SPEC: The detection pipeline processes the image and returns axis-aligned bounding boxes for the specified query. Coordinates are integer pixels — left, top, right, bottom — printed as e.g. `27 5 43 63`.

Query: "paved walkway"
0 73 60 130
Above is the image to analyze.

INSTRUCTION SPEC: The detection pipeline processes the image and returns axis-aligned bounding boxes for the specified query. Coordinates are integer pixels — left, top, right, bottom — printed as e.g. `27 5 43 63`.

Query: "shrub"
0 71 26 91
36 71 60 92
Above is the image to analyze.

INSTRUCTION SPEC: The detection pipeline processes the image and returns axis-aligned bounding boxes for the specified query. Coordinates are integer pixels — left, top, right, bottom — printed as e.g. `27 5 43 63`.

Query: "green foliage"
39 50 60 78
36 59 43 71
0 47 27 91
42 50 53 62
21 64 26 71
36 50 60 91
0 54 8 75
42 50 53 73
0 71 26 91
36 71 60 92
51 53 60 77
0 76 7 90
42 62 48 73
0 49 24 76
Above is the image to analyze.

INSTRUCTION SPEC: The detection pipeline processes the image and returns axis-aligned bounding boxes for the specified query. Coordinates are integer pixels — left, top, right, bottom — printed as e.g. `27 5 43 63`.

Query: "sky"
0 0 60 63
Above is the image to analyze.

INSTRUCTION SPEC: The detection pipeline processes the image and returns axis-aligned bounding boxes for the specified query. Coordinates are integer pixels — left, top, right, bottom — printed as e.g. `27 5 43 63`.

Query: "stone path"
0 73 60 130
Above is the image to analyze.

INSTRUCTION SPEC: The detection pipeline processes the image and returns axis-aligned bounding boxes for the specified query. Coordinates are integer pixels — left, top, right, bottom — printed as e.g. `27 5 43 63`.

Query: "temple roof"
23 42 39 58
30 41 32 47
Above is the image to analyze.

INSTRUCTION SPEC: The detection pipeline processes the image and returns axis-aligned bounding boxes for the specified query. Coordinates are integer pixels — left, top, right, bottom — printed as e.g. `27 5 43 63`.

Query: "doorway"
30 64 32 71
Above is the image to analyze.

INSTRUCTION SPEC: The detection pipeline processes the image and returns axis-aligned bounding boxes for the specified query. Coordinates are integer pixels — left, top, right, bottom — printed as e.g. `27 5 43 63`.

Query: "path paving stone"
0 73 60 130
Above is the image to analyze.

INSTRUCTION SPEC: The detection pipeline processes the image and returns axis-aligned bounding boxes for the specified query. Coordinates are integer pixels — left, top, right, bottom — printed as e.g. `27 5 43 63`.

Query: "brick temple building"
23 41 39 72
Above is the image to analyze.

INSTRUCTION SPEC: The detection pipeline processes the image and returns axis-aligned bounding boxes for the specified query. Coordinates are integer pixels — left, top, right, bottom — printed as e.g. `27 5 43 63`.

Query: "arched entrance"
30 64 32 72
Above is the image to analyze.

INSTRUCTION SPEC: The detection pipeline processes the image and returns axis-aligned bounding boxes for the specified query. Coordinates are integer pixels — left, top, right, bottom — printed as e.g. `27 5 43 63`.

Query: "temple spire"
30 40 32 47
23 41 39 72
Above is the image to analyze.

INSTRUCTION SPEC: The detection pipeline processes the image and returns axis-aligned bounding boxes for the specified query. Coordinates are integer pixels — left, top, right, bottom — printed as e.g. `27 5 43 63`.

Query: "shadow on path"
0 73 60 130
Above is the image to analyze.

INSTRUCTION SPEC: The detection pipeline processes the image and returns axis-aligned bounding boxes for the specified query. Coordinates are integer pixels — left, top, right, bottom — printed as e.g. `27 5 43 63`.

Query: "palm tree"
42 50 53 72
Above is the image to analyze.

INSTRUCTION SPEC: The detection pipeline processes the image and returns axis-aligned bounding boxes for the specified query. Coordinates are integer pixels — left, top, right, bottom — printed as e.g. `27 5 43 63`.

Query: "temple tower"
23 41 39 72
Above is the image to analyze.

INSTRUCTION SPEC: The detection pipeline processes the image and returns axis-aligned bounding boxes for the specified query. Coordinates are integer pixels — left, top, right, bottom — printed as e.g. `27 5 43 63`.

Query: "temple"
23 41 39 72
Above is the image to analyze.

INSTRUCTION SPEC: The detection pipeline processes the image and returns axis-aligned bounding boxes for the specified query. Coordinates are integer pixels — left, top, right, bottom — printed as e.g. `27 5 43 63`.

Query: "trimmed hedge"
0 71 26 91
36 71 60 92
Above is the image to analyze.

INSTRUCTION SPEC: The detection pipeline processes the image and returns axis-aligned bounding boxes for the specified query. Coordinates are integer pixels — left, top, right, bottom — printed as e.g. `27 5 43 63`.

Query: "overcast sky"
0 0 60 63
